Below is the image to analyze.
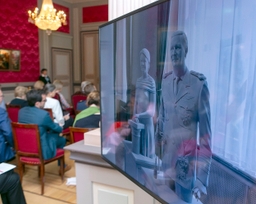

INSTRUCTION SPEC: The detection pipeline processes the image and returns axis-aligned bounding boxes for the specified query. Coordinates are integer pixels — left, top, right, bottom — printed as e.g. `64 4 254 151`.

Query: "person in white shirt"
44 84 73 129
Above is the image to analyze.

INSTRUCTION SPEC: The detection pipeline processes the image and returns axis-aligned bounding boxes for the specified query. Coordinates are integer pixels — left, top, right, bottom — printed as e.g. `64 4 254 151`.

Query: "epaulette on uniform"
190 70 206 81
163 71 173 79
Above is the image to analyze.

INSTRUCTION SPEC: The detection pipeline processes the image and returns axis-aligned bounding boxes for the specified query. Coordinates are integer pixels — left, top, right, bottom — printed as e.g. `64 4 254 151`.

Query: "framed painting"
0 49 11 71
10 50 21 71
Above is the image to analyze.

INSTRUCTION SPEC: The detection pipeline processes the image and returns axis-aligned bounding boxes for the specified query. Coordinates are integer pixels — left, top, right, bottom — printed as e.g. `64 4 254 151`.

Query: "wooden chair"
69 127 94 144
43 108 54 120
11 122 65 195
71 94 87 113
6 104 21 122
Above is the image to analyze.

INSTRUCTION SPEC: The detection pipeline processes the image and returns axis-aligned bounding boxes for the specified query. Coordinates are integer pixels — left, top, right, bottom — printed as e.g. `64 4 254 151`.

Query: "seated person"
18 89 71 172
73 91 100 128
9 86 29 108
73 81 91 96
53 79 73 111
39 68 51 85
33 80 45 90
76 82 97 111
0 171 26 204
44 84 74 129
0 86 6 110
0 87 15 163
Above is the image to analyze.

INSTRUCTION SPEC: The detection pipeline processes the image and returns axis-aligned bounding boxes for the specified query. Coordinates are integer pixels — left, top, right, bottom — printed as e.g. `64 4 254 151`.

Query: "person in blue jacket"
18 89 71 172
0 87 15 163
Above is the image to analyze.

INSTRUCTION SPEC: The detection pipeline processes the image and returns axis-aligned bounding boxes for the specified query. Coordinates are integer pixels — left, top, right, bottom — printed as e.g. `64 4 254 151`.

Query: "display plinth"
65 129 162 204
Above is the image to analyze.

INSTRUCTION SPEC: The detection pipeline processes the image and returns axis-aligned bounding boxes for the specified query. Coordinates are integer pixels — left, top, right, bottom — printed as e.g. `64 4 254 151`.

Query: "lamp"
28 0 67 35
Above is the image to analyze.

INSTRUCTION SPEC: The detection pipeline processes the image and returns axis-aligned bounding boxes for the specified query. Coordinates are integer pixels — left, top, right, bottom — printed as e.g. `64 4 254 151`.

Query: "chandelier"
28 0 67 35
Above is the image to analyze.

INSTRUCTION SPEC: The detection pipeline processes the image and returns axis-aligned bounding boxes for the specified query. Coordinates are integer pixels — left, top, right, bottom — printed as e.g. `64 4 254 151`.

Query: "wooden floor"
0 151 76 204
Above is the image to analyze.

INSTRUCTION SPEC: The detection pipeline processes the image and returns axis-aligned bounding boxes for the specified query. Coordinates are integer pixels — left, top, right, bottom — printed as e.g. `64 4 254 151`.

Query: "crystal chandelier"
28 0 67 35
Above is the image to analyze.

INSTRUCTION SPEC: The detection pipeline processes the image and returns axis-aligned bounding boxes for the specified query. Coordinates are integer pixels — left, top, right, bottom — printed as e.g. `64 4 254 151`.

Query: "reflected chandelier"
28 0 67 35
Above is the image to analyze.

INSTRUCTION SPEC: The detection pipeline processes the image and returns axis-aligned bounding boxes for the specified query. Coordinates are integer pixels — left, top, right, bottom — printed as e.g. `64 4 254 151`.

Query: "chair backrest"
53 93 63 109
6 104 21 122
11 122 43 159
71 94 87 111
69 127 93 143
43 108 54 120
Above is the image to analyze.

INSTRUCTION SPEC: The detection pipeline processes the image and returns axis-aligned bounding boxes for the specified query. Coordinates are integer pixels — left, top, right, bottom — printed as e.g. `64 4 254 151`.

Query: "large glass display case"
100 0 256 203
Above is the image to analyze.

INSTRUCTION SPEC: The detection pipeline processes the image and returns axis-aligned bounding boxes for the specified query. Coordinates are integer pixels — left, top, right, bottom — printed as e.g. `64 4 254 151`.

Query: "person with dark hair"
156 30 212 203
73 91 100 128
38 68 51 85
0 87 15 163
44 84 74 129
0 170 26 204
18 89 71 172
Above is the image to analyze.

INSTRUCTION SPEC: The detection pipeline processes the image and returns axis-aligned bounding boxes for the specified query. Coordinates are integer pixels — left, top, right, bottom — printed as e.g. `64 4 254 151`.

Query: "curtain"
109 0 159 21
165 0 256 177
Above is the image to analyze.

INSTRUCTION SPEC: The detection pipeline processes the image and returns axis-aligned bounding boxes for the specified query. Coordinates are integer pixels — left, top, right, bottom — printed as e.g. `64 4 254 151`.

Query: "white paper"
66 177 76 186
0 163 16 175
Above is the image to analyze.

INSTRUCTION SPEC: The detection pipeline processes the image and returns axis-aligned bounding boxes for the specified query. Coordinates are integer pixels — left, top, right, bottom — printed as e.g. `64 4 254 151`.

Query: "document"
0 163 16 175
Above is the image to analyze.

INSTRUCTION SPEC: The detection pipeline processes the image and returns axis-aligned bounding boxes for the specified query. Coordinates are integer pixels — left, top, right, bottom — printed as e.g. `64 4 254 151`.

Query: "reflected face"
140 54 150 74
170 36 187 67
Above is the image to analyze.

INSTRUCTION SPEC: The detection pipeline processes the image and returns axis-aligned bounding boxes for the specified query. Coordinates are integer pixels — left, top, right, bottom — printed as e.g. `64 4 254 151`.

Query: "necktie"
174 77 180 95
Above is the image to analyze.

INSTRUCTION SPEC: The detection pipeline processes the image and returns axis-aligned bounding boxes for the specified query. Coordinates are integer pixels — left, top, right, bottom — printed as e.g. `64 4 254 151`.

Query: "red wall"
0 1 70 83
54 3 70 34
83 5 108 23
0 0 39 83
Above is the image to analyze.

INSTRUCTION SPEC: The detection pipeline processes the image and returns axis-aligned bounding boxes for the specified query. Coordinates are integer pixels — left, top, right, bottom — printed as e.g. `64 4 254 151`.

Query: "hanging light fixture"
28 0 67 35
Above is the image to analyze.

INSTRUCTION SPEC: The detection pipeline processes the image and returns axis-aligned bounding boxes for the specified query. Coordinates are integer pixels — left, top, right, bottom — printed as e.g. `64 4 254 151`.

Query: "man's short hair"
171 30 188 55
84 83 96 95
26 90 43 107
41 68 47 73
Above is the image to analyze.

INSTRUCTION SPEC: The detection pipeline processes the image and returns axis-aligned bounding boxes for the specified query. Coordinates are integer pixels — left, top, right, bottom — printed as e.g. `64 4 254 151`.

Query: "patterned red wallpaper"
83 5 108 23
0 0 39 83
0 1 70 83
54 3 70 34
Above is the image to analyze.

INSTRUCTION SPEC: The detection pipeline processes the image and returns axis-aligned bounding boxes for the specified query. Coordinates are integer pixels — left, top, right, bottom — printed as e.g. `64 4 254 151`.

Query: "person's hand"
64 114 70 121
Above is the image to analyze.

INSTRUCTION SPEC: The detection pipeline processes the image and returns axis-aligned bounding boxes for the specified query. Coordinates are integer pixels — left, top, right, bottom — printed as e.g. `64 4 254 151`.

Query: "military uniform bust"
156 31 212 203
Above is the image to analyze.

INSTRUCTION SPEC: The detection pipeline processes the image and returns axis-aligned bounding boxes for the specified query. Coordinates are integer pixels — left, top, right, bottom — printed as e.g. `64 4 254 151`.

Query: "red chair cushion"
20 149 64 164
63 128 70 134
